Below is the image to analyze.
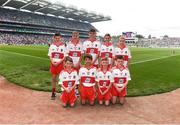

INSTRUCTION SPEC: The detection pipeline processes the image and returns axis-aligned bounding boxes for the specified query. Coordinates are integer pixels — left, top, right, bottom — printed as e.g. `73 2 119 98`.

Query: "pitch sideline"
1 49 180 65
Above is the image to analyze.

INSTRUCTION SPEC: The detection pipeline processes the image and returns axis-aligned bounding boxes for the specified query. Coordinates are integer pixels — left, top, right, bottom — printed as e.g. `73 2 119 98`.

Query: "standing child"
111 55 131 105
48 32 67 100
96 57 113 106
83 29 101 68
79 54 97 106
100 33 114 68
59 56 79 107
114 36 132 68
67 31 83 71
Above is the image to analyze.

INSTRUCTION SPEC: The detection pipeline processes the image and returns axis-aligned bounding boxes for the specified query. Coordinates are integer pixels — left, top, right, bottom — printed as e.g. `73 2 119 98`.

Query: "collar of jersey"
52 42 63 47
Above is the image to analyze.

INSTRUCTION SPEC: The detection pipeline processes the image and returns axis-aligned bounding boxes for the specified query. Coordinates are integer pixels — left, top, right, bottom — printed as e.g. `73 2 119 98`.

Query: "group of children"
48 29 131 107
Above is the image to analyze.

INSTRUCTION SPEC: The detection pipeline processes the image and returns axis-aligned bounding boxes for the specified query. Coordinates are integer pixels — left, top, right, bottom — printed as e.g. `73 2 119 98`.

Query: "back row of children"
48 29 132 107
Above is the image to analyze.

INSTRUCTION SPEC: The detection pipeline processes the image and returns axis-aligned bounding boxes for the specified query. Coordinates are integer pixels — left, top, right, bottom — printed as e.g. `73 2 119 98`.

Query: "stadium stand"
137 38 180 48
0 0 111 45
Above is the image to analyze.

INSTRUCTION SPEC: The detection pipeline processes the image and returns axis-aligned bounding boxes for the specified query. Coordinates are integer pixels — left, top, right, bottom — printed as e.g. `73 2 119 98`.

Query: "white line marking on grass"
1 50 180 64
130 54 180 65
0 50 49 60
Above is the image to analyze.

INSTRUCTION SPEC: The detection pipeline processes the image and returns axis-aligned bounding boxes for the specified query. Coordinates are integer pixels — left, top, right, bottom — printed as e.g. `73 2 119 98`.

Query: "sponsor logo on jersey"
85 78 90 83
73 52 78 57
103 81 106 86
54 53 59 59
90 49 94 53
68 81 72 87
119 78 123 84
105 53 109 57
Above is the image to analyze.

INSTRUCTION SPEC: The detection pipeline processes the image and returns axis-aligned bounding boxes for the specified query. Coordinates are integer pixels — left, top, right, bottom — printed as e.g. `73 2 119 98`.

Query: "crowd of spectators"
0 32 87 45
0 8 95 31
137 38 180 48
0 32 52 45
0 8 91 45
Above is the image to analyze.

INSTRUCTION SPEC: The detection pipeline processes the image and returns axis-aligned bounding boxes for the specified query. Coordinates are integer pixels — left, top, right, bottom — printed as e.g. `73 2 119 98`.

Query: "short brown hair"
89 29 96 33
115 55 124 60
64 56 73 63
84 54 93 60
104 33 111 37
101 57 108 61
54 32 61 36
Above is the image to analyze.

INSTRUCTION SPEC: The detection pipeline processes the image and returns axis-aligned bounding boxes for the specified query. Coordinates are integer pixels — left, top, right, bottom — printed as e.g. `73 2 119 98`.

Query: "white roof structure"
0 0 111 23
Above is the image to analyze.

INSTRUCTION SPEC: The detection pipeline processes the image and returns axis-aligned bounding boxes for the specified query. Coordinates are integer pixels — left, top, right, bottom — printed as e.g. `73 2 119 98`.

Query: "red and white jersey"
58 69 79 90
48 43 67 63
79 66 97 87
100 42 114 65
96 69 113 91
112 66 131 88
83 39 101 65
66 41 83 66
114 46 131 67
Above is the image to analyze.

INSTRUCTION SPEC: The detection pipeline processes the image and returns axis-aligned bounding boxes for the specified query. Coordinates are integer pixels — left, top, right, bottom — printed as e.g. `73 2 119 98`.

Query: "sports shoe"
51 92 56 100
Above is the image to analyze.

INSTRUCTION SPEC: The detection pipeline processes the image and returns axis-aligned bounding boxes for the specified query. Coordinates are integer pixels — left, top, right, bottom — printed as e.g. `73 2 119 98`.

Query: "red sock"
52 88 56 93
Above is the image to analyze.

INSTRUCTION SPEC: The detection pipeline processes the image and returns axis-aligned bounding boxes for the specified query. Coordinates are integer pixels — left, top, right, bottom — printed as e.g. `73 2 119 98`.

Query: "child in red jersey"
111 55 131 105
83 29 101 68
48 32 67 100
96 57 113 106
100 33 114 68
79 54 97 106
59 56 78 107
114 36 132 68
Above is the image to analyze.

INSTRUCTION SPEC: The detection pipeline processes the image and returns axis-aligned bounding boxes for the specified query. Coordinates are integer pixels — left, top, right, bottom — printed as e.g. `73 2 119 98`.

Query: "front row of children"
58 54 131 107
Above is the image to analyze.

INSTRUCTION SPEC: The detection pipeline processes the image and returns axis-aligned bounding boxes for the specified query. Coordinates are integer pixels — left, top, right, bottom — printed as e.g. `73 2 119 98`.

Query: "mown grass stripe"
0 49 49 61
131 54 180 65
1 49 180 65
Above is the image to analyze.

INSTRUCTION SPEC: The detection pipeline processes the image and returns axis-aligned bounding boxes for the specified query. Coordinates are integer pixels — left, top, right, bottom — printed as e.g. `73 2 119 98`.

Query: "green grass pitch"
0 45 180 96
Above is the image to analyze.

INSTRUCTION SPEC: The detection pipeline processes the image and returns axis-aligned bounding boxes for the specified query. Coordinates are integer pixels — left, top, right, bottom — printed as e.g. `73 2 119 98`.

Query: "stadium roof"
0 0 111 23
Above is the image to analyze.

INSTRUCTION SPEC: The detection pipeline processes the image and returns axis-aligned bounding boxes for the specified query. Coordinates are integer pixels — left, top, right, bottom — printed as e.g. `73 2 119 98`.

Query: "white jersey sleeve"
64 45 68 57
128 48 132 59
127 69 131 81
95 71 99 82
58 72 63 85
66 42 70 54
110 72 114 83
82 42 86 53
48 45 52 57
75 71 79 85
